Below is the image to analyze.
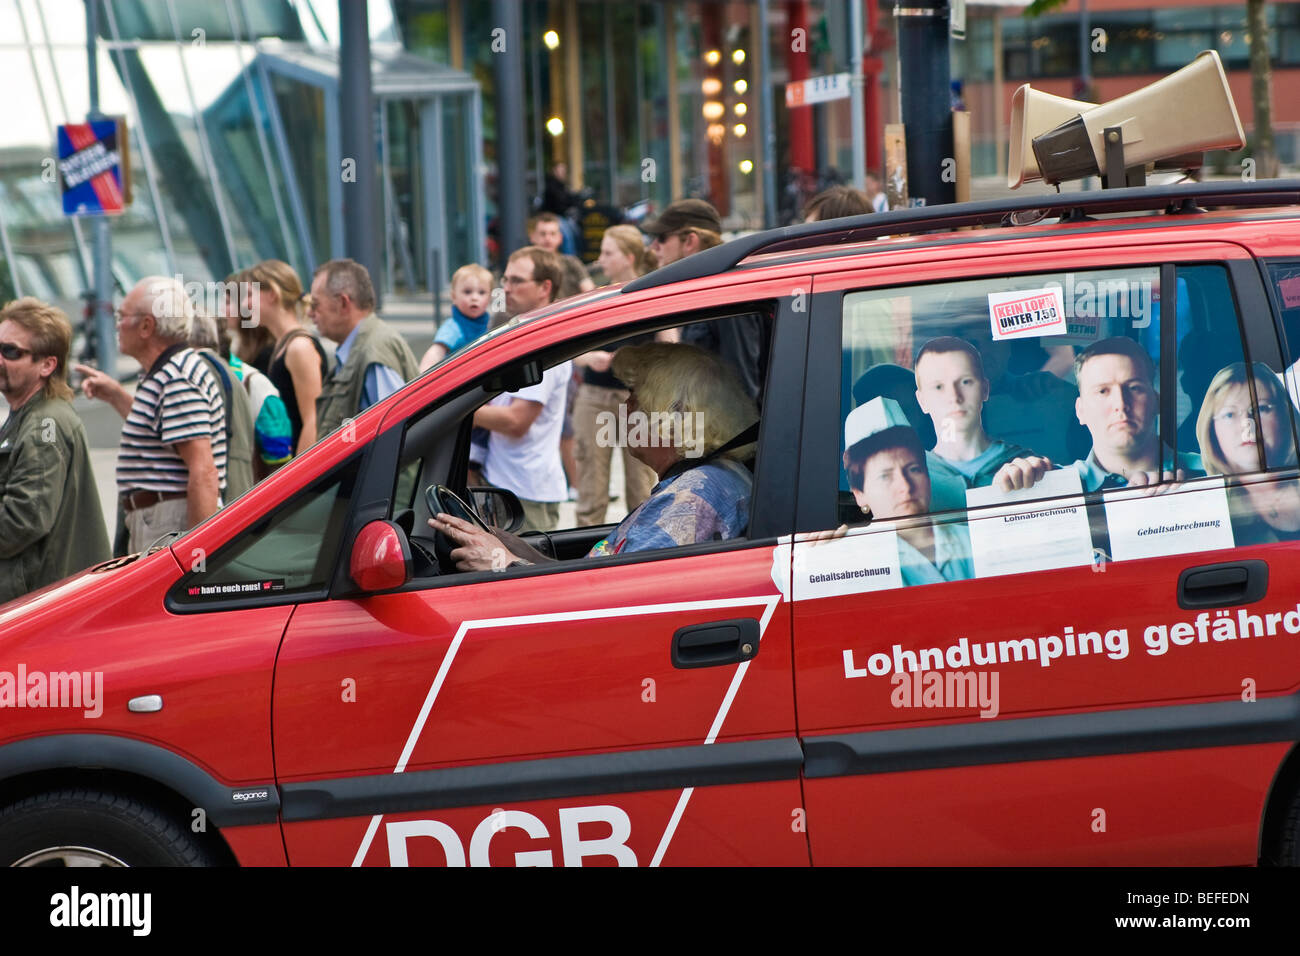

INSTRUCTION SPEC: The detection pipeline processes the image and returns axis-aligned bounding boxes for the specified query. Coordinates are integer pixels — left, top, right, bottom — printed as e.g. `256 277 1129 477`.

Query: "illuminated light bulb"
702 100 725 121
734 102 747 117
702 77 722 96
543 30 560 50
733 123 747 137
546 117 565 136
733 78 747 94
739 159 754 174
704 49 721 65
732 49 746 64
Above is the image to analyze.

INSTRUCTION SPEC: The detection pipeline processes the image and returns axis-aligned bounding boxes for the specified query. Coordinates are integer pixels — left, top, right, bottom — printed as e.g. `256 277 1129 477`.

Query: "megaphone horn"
1031 50 1245 187
1007 86 1096 190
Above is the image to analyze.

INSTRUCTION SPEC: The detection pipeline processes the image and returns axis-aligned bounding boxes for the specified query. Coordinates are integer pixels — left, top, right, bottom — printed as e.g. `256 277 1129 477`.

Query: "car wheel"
1276 783 1300 866
0 788 219 867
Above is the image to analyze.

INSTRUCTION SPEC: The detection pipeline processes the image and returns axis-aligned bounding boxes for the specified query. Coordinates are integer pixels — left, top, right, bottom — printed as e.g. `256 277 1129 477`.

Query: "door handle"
671 618 761 669
1177 560 1268 609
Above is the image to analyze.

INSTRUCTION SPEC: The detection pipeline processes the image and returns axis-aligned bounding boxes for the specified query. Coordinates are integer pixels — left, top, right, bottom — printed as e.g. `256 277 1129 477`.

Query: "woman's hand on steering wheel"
428 513 517 572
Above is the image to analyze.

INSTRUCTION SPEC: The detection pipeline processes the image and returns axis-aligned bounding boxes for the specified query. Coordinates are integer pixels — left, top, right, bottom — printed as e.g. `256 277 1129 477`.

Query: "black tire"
0 788 219 867
1277 786 1300 866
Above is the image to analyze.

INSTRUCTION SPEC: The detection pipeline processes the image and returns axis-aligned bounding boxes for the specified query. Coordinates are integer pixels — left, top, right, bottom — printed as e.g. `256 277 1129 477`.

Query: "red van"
4 179 1300 866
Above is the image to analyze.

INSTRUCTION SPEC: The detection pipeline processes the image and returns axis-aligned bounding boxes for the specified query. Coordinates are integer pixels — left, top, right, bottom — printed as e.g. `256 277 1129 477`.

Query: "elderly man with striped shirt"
76 276 227 554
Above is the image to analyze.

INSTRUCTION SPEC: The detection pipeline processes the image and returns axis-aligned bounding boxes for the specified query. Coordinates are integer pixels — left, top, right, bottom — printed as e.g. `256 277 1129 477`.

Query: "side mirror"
469 486 526 534
349 519 411 592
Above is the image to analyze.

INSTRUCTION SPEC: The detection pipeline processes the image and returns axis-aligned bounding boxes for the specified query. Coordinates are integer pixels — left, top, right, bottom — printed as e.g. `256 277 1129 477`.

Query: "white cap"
844 396 912 449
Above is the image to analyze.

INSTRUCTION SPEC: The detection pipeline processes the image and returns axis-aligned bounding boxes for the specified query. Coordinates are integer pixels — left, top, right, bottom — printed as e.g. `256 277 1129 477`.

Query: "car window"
839 265 1161 520
1177 264 1294 473
170 455 362 607
395 309 774 579
822 261 1293 592
1266 258 1300 409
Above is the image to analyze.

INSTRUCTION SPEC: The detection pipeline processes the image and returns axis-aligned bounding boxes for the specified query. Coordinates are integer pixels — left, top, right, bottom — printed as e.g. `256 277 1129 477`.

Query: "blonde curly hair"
611 341 758 461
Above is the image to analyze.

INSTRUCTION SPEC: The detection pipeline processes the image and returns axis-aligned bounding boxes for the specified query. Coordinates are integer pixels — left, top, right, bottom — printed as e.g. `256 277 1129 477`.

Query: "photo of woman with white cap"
841 396 974 586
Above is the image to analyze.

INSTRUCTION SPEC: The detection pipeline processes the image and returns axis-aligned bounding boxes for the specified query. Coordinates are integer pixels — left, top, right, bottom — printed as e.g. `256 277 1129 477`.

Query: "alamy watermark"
0 665 103 718
595 405 707 458
1045 273 1153 329
154 275 262 328
888 668 1000 719
50 886 150 936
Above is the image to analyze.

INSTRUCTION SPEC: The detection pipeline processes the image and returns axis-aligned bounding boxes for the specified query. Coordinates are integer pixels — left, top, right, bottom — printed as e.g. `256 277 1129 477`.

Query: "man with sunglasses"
0 298 109 603
641 199 768 404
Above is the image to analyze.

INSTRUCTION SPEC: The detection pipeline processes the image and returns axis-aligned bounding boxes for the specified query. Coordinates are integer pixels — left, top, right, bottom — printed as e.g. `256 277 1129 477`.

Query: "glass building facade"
397 0 867 239
0 0 483 330
957 2 1300 176
2 0 1291 330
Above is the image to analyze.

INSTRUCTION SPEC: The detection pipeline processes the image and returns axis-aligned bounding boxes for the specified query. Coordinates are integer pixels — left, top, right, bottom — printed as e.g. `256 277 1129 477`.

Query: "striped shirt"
116 346 228 495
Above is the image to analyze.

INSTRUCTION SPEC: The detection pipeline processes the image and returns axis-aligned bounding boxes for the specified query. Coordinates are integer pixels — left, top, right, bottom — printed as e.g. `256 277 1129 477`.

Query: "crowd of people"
422 197 767 539
0 185 904 603
0 255 424 602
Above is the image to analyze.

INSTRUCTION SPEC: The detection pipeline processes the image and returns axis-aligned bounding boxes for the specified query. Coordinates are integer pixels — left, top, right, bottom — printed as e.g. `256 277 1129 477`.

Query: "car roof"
439 181 1300 361
622 179 1300 296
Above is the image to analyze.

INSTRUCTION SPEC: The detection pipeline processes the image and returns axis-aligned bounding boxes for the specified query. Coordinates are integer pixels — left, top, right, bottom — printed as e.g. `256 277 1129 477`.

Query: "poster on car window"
781 527 904 602
965 468 1094 577
1104 477 1235 562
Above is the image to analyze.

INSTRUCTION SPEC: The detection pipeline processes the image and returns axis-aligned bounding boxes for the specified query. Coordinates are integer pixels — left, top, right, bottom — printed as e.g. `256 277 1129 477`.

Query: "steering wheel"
424 484 494 572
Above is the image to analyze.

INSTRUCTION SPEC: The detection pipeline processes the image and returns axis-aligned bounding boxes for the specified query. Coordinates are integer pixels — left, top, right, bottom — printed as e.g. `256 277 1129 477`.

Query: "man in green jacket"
308 258 418 439
0 298 109 604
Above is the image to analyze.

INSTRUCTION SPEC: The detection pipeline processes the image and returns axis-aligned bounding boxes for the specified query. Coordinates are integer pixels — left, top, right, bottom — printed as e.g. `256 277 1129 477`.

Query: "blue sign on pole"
57 119 129 216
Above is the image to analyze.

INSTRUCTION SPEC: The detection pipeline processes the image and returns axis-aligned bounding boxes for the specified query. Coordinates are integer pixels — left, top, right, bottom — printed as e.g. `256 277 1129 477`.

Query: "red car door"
271 297 809 866
792 242 1300 865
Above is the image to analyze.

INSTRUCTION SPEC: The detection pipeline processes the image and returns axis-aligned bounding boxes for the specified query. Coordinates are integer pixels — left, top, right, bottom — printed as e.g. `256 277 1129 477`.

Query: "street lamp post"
84 0 116 376
339 1 380 298
895 0 955 206
850 0 866 190
757 0 778 227
492 0 527 258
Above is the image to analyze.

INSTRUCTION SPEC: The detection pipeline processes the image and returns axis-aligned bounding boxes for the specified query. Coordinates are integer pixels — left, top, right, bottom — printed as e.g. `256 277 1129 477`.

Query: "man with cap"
643 199 725 268
843 395 974 586
642 199 768 402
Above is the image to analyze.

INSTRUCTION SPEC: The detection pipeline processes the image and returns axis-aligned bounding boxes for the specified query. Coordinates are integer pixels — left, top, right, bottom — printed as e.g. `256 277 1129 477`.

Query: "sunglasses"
0 342 35 361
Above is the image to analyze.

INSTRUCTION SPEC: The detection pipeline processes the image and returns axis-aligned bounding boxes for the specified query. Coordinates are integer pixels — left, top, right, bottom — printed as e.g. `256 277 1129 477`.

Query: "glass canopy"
0 0 482 326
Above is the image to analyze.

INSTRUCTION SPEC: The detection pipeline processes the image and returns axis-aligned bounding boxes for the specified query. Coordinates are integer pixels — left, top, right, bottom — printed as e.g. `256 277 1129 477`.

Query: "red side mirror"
350 520 411 593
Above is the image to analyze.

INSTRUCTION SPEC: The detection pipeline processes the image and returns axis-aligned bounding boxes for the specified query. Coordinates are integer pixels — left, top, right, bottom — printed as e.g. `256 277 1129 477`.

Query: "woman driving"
430 342 758 570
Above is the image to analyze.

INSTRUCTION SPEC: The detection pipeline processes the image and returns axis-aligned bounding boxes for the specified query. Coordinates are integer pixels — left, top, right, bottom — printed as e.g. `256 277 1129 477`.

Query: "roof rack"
621 178 1300 294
